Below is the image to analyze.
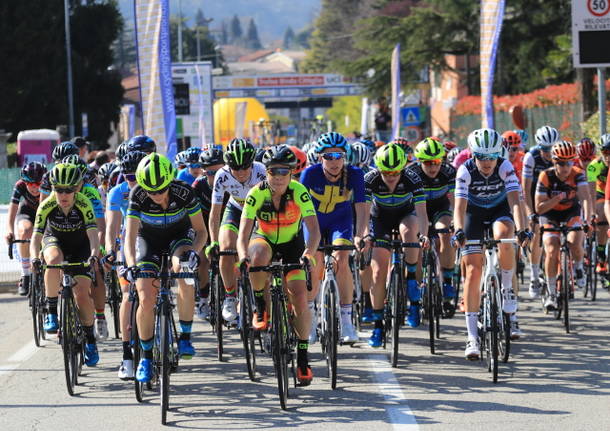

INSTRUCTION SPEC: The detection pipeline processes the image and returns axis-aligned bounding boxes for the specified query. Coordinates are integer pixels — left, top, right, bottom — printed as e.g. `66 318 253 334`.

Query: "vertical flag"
480 0 506 129
134 0 177 158
194 64 207 148
391 44 401 140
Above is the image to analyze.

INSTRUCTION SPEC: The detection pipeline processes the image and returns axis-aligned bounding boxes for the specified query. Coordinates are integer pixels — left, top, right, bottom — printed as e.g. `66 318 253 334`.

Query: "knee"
334 252 349 268
45 253 63 265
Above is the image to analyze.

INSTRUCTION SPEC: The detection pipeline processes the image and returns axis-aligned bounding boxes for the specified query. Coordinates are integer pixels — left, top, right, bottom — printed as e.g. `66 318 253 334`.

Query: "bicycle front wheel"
159 303 171 425
30 274 41 347
387 268 401 368
60 294 78 396
213 272 224 361
489 278 499 383
107 271 122 339
271 291 289 410
239 278 256 381
562 253 570 333
323 281 338 389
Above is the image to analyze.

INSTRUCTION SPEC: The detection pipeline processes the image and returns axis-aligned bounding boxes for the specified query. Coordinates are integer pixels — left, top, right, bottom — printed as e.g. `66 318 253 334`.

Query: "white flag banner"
480 0 506 129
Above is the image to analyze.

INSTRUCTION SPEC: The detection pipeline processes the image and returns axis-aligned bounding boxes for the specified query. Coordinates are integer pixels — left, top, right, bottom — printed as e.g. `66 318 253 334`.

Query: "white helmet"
535 126 560 147
349 142 372 166
600 133 610 149
467 128 503 155
306 147 319 165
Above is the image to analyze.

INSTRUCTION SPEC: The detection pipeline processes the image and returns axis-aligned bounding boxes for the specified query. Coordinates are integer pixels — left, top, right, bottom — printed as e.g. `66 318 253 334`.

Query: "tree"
0 0 123 144
169 18 226 68
195 8 206 27
283 26 295 49
245 18 262 50
220 20 229 44
230 14 243 44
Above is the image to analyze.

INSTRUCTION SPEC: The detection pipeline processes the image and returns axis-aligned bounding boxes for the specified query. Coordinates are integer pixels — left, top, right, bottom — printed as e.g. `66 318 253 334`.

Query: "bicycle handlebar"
317 245 356 253
8 239 30 260
464 238 518 246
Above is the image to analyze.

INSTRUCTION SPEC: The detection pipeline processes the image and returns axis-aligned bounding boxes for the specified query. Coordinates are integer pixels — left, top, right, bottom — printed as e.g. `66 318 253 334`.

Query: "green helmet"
374 143 407 172
62 154 88 177
135 153 176 192
224 138 255 170
49 163 83 188
414 137 445 161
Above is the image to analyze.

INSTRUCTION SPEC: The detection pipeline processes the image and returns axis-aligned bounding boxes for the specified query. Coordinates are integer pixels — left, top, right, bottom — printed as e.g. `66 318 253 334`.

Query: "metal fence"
1 205 23 285
450 103 583 147
0 168 22 205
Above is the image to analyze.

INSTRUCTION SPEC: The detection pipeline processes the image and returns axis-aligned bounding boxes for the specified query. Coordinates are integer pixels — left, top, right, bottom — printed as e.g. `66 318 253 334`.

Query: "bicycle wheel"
489 278 499 383
323 280 338 389
212 270 224 361
60 294 78 396
107 271 122 339
584 238 592 298
424 254 436 354
30 273 40 347
130 295 145 402
238 278 256 381
562 253 570 333
388 268 401 368
591 239 598 301
271 289 289 410
159 302 171 425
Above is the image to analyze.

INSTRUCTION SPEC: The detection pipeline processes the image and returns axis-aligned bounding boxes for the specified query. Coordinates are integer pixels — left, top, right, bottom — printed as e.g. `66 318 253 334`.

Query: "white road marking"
0 340 39 377
369 354 420 431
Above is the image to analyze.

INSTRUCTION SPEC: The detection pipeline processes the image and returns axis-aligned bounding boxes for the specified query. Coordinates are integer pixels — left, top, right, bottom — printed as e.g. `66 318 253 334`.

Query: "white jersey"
211 161 266 210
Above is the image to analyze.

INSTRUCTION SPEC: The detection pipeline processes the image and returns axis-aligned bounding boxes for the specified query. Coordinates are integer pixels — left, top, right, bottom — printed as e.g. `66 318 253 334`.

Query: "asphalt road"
1 282 610 431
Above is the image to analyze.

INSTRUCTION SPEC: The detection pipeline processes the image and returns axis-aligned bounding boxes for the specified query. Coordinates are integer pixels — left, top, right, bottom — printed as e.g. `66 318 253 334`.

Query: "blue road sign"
400 106 420 126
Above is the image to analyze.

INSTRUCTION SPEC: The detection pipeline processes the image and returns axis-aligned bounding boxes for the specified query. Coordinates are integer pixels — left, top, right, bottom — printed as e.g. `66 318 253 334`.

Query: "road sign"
404 126 421 143
572 0 610 67
400 106 420 126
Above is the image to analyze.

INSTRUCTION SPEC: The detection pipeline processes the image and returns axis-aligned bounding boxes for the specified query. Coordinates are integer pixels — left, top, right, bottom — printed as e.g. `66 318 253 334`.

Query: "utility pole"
63 0 75 138
178 0 183 62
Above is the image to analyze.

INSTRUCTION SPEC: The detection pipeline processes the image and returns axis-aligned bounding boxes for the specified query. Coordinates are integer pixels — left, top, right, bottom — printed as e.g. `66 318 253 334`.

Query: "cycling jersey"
34 192 96 236
536 167 587 213
243 180 315 244
177 168 197 185
82 183 104 219
127 180 201 237
40 166 98 196
406 162 455 211
510 151 524 182
211 162 266 211
452 148 471 169
522 147 553 200
192 176 229 225
455 158 521 209
107 181 131 217
364 168 425 217
11 180 40 209
586 157 608 197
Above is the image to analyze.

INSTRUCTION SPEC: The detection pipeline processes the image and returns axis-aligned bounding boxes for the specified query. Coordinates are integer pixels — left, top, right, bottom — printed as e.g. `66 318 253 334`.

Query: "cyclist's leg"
71 270 99 366
566 216 585 287
494 218 518 306
435 213 456 306
304 222 325 343
542 222 561 308
248 236 272 329
219 206 240 321
399 213 421 327
463 211 485 358
369 240 390 347
330 225 358 342
172 237 197 357
91 262 107 339
529 223 543 289
41 236 63 332
16 216 33 268
595 199 607 271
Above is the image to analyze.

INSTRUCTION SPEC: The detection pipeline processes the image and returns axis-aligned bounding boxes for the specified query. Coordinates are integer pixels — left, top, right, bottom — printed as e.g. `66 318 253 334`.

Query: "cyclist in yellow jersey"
237 145 320 386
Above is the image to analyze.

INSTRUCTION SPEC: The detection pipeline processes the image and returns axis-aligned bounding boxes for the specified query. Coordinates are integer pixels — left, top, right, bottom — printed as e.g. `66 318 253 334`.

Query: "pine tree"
245 18 262 50
283 26 295 49
195 8 206 27
230 14 243 44
220 20 229 44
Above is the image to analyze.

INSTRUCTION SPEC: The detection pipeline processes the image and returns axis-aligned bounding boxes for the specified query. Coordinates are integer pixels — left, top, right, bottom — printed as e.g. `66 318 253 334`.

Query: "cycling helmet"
577 137 596 160
349 142 372 166
108 169 121 188
289 146 307 174
21 162 47 183
375 140 385 148
534 126 559 148
199 148 224 167
120 151 147 174
514 129 529 144
126 135 156 153
262 145 297 168
71 136 88 149
98 161 118 181
135 153 176 192
62 155 88 178
447 147 461 164
551 141 576 161
502 131 522 147
600 134 610 151
315 132 351 159
116 141 129 161
174 151 187 168
374 143 407 172
307 147 319 165
443 141 457 151
224 138 255 169
52 141 79 162
414 137 445 161
184 147 202 165
49 163 83 188
390 136 410 152
467 128 503 155
254 147 266 163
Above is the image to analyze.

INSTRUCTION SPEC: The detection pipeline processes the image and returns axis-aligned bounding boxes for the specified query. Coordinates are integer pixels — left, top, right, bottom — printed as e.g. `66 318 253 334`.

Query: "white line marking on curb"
0 340 38 377
369 354 420 430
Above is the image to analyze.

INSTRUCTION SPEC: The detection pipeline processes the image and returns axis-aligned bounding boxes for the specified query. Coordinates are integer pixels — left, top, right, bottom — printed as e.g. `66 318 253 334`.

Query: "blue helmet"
359 138 376 154
184 147 202 165
126 135 156 153
514 129 529 145
315 132 351 159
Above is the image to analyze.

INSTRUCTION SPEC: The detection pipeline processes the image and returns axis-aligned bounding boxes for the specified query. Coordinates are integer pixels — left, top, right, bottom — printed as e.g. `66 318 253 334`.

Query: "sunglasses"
204 170 218 176
381 170 402 177
540 147 551 153
267 167 291 177
125 174 137 182
474 152 500 161
554 160 573 167
321 152 345 161
422 159 441 166
508 147 520 152
26 181 42 186
229 165 252 172
146 186 168 195
189 163 202 169
54 187 75 194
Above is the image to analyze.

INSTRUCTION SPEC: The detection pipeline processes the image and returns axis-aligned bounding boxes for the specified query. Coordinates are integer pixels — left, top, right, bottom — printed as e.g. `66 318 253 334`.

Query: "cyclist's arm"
453 165 469 231
578 183 593 223
87 227 101 258
302 214 321 258
236 216 255 262
454 197 467 231
507 190 526 232
208 203 223 243
5 202 18 240
104 209 122 253
123 216 140 268
415 202 429 237
354 202 369 238
535 189 562 215
189 210 208 254
30 232 43 259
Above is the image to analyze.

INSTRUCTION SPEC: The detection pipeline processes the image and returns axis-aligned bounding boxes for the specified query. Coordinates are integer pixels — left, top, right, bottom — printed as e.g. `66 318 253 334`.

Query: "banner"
194 65 207 148
134 0 177 158
391 44 401 140
480 0 506 129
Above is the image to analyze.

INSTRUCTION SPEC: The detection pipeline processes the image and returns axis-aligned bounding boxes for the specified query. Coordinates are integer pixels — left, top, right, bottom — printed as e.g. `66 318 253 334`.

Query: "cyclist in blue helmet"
177 148 203 185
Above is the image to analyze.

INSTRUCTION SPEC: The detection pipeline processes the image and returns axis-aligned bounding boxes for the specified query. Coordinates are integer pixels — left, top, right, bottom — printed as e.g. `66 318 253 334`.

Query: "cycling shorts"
463 202 513 256
371 210 416 250
220 204 242 234
136 230 193 271
15 203 36 224
541 207 582 240
306 213 353 246
426 199 452 226
42 234 91 279
250 231 305 277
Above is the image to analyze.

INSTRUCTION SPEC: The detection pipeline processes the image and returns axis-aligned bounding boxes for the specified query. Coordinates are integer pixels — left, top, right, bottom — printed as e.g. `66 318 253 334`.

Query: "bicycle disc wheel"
239 279 257 381
490 279 499 383
389 269 401 368
160 304 171 425
323 281 338 389
61 295 77 396
271 292 289 410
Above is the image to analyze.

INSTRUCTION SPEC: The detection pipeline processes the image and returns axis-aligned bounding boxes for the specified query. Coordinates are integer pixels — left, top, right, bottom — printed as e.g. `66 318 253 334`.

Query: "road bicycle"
208 249 238 361
583 221 598 301
104 261 123 339
238 263 258 382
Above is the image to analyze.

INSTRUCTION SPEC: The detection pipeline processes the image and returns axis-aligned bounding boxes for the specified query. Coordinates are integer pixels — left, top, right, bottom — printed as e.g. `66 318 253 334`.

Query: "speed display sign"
572 0 610 67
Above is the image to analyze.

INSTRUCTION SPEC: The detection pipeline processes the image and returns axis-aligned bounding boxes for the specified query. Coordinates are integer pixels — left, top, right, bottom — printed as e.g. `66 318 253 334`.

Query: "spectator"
374 97 392 143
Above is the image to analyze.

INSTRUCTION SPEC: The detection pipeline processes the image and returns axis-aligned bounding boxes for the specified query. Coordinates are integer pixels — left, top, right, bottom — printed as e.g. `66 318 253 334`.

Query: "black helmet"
21 161 47 183
126 135 156 153
224 138 255 169
71 136 88 149
52 141 79 162
120 150 147 174
62 155 88 178
98 161 118 181
184 147 202 165
261 145 297 168
199 148 224 167
255 147 266 162
116 141 129 161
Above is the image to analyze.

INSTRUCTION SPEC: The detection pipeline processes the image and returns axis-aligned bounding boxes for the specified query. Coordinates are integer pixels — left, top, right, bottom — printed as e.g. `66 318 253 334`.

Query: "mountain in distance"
118 0 320 43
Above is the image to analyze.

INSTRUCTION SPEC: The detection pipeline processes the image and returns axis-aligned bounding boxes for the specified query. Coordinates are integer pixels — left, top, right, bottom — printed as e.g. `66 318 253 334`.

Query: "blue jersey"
177 168 197 186
82 183 104 219
107 181 131 217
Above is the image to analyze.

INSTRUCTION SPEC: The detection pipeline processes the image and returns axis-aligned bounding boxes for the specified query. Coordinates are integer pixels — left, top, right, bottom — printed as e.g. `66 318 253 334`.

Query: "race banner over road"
134 0 177 158
480 0 506 129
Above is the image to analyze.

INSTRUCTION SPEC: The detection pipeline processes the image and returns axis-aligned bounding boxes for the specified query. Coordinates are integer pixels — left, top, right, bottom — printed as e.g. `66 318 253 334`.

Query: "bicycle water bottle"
180 262 195 286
